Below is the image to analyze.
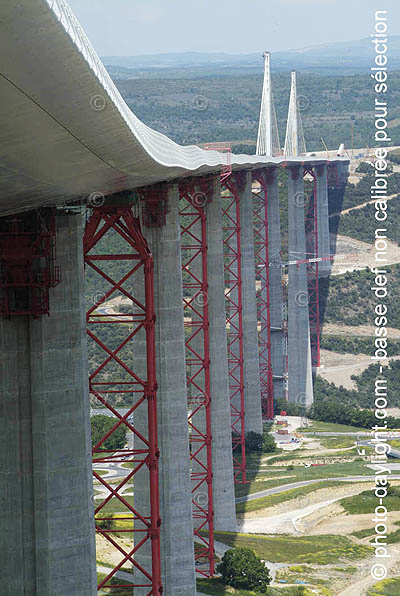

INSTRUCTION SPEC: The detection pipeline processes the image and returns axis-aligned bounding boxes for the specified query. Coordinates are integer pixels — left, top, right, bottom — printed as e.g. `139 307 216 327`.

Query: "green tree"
262 432 276 453
355 161 374 174
96 513 114 531
217 547 271 592
245 431 263 453
91 414 127 450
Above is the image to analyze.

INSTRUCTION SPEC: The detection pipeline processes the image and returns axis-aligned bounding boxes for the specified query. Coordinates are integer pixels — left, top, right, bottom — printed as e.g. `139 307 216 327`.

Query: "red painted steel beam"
0 210 60 316
327 162 340 188
179 179 215 577
84 204 162 595
221 174 247 484
252 170 274 420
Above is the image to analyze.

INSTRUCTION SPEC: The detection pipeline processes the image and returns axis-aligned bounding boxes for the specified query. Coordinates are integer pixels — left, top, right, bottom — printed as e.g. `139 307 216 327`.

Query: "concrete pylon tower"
284 71 306 157
256 52 281 156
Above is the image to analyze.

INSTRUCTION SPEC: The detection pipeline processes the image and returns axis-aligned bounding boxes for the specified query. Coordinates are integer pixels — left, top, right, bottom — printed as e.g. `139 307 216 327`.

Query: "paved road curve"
236 475 400 503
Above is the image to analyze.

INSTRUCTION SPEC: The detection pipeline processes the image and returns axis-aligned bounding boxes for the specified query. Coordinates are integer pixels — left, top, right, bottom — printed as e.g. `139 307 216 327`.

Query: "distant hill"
111 69 400 150
102 36 400 77
102 51 259 69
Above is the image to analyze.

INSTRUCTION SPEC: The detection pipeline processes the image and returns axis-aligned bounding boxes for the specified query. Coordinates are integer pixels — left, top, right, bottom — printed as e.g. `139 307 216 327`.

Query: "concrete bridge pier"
206 178 237 531
0 212 97 596
265 169 285 400
339 160 350 185
134 183 197 596
315 164 331 277
287 167 313 409
239 172 263 435
135 178 237 593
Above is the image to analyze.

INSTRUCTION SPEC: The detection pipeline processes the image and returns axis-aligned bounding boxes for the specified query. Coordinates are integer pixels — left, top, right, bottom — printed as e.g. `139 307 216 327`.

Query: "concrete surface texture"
206 179 237 531
0 214 97 596
287 168 314 408
239 172 263 435
265 171 285 399
134 184 196 596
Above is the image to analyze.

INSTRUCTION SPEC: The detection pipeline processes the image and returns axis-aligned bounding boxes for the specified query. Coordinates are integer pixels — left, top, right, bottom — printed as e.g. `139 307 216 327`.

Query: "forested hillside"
84 65 400 413
112 70 400 151
319 265 400 329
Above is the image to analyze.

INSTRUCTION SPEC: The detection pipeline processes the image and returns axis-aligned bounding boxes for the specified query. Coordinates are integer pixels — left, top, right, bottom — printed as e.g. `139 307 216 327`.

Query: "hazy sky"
68 0 400 56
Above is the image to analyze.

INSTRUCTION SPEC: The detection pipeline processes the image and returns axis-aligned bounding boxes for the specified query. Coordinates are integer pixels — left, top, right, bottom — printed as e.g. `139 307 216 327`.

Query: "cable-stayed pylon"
256 52 281 156
284 71 306 157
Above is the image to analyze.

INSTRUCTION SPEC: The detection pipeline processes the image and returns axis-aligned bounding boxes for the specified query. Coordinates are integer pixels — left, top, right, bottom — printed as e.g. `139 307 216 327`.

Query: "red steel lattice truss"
221 174 247 484
327 162 340 188
0 210 60 317
303 167 320 368
84 204 162 595
252 170 274 420
179 179 215 577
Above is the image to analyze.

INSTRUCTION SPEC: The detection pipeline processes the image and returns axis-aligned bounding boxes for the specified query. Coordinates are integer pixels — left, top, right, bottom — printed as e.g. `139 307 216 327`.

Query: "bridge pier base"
0 213 96 596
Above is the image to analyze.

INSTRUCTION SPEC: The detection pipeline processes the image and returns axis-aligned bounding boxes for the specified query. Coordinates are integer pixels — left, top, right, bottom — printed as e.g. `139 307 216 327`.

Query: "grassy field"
197 579 257 596
236 480 342 514
235 461 371 500
367 578 400 596
352 527 400 544
264 451 362 465
387 528 400 544
95 495 134 514
340 489 400 514
97 573 131 595
318 436 357 449
257 451 365 466
276 563 358 593
211 531 372 565
93 469 110 477
197 578 312 595
389 439 400 449
110 515 134 532
351 527 375 539
121 462 134 469
300 421 366 433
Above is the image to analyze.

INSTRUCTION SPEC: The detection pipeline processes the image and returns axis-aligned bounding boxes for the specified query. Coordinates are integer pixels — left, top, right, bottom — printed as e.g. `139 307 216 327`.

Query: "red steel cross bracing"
303 167 320 368
0 210 60 317
252 170 274 420
221 175 247 484
83 204 162 595
179 179 215 577
327 162 340 188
